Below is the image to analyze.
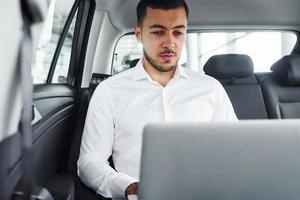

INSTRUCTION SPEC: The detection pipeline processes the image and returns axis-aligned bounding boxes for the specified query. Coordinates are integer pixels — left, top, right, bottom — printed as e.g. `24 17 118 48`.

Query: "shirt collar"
132 59 152 82
173 63 189 80
132 58 190 82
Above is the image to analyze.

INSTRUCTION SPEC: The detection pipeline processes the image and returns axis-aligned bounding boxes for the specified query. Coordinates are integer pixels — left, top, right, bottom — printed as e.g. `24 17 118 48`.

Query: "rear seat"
203 54 268 119
67 73 111 200
260 55 300 119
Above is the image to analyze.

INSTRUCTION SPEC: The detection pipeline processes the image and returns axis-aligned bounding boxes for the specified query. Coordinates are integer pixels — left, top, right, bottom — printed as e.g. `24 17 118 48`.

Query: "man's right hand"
125 182 139 196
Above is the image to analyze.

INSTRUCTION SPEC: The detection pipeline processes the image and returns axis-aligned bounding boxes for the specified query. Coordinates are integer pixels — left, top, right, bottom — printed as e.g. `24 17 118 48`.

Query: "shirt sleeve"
77 82 137 199
212 81 238 122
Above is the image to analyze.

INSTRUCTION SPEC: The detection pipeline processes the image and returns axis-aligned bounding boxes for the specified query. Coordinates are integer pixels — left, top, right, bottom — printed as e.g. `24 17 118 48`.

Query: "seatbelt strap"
16 0 56 199
13 0 43 199
18 3 34 200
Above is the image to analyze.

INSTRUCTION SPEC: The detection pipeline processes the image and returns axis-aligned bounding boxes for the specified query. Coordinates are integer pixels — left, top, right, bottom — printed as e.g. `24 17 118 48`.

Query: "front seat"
260 55 300 119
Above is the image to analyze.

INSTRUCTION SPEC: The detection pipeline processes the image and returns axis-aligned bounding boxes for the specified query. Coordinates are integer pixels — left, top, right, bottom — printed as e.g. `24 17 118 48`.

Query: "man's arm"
212 81 238 122
77 83 137 198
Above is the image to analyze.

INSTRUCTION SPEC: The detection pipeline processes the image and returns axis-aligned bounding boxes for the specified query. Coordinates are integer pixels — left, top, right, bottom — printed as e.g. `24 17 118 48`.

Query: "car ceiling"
95 0 300 31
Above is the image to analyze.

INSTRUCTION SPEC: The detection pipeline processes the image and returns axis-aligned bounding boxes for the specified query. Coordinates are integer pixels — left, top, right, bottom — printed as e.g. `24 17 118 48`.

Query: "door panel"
32 84 76 187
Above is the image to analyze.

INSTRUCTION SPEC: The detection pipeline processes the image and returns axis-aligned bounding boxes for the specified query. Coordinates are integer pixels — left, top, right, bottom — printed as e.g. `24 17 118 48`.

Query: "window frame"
69 0 96 89
46 0 95 87
46 0 80 84
111 32 134 75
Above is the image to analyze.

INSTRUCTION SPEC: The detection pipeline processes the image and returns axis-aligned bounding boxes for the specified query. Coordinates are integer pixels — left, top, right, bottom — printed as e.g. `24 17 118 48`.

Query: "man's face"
135 6 187 72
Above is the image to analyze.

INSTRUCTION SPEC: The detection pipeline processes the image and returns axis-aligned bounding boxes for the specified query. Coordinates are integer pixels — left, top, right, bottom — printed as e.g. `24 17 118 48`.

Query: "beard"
143 49 178 73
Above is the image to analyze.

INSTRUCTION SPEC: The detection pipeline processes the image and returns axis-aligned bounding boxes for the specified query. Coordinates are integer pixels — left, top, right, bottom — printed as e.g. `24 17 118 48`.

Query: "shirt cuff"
111 173 139 198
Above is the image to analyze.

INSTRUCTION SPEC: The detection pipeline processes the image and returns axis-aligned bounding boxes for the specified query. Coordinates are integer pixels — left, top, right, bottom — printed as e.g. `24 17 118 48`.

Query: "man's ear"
134 26 142 43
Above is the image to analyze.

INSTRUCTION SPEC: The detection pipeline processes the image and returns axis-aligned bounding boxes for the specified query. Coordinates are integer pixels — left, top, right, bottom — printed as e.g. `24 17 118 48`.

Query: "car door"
30 0 95 198
30 0 78 192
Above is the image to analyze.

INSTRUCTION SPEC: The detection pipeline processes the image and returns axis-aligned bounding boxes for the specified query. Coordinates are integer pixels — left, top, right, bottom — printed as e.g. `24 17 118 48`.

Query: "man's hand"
125 182 139 197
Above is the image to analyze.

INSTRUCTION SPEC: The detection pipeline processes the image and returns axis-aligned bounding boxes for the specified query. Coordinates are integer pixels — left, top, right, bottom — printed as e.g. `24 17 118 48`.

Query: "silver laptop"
138 120 300 200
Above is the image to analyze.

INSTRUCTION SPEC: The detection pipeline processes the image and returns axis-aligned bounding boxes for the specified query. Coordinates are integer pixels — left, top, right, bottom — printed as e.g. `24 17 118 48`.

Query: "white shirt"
77 60 237 199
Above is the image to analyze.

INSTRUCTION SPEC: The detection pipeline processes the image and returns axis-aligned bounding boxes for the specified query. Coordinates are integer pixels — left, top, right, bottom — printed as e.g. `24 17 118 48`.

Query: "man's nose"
162 33 175 49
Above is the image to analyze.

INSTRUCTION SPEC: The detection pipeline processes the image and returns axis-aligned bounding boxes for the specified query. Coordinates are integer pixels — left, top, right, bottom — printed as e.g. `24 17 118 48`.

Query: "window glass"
113 31 297 74
52 11 77 83
113 36 142 75
32 0 75 83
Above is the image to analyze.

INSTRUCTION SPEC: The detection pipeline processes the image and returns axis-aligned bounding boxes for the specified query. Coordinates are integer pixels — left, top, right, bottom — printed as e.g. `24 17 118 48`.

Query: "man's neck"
142 58 176 87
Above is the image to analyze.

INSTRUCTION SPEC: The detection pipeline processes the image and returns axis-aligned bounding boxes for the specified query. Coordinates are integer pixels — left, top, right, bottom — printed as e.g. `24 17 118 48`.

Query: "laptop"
138 120 300 200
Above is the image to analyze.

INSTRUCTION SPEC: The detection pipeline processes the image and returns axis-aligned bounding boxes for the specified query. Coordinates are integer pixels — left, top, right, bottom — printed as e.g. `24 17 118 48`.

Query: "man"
77 0 237 199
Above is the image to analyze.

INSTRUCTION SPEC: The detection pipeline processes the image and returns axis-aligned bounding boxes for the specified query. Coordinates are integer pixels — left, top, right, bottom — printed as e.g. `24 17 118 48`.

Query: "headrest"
130 59 140 68
270 55 300 86
203 54 254 79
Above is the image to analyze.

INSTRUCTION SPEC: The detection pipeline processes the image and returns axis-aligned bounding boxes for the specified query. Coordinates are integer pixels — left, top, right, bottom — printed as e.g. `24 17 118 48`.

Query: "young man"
78 0 237 199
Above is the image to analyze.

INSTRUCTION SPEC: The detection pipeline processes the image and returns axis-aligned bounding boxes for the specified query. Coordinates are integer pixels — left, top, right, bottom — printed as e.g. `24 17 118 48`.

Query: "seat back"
261 55 300 119
67 73 111 200
204 54 268 119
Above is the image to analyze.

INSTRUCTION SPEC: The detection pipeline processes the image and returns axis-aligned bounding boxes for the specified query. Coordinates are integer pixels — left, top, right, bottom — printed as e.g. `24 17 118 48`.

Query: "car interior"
1 0 300 199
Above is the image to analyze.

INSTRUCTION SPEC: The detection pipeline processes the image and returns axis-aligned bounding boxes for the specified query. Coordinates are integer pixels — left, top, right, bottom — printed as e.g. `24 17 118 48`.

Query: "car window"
112 31 297 74
32 0 76 84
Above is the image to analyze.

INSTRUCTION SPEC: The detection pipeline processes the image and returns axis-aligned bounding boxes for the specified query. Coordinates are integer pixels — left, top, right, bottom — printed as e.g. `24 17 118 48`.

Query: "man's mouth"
159 52 176 62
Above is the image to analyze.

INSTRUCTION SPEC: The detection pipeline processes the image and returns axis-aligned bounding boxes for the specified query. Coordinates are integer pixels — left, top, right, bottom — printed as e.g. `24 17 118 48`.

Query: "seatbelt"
20 10 34 200
12 0 54 199
12 1 35 199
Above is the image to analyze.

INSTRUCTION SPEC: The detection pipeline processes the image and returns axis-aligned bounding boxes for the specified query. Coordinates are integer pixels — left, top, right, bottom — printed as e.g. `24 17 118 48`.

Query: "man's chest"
112 88 215 131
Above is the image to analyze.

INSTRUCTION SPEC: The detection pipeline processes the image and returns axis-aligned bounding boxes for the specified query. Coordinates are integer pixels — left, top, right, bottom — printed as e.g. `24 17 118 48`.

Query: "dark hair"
136 0 189 26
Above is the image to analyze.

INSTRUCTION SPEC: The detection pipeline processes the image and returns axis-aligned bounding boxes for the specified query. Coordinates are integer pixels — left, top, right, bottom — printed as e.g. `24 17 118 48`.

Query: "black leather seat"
67 73 112 200
260 55 300 119
204 54 268 119
130 59 140 68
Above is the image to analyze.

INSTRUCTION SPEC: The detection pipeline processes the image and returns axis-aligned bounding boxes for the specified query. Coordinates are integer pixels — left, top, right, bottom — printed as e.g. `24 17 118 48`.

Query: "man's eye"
174 31 183 36
151 31 163 36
